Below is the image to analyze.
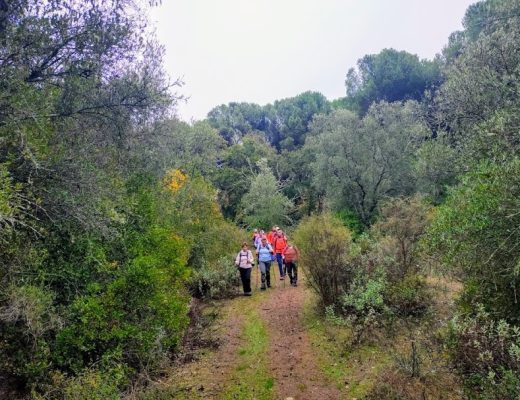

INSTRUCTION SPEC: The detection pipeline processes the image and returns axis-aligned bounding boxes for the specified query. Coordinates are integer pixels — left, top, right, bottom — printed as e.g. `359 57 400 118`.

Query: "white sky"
149 0 475 122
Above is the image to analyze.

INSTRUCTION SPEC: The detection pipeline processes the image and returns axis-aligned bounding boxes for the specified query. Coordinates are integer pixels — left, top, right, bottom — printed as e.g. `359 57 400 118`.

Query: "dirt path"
259 278 342 400
161 269 341 399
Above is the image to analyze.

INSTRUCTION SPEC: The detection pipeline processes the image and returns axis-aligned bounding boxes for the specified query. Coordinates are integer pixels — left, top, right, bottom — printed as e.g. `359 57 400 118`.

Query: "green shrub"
425 159 520 322
447 309 520 400
189 256 241 299
54 225 190 375
341 270 388 316
385 274 429 317
33 367 126 400
293 214 353 308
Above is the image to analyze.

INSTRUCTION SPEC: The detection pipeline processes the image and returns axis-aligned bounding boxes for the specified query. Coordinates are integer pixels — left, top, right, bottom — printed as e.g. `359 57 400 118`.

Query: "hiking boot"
280 276 284 280
260 283 266 290
244 292 252 296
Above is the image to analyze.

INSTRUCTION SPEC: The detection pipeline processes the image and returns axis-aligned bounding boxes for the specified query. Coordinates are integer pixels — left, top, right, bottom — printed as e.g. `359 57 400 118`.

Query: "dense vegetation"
1 0 519 398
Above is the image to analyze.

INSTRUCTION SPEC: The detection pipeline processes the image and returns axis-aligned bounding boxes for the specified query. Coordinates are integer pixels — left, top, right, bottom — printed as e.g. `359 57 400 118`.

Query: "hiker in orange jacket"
283 242 300 286
273 228 287 280
266 225 277 246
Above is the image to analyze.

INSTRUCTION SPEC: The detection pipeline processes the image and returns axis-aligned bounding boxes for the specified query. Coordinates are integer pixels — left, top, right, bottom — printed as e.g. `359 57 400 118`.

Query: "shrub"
386 274 429 317
447 309 520 400
54 225 190 375
372 195 431 281
425 159 520 323
341 270 388 316
189 256 241 299
33 367 126 400
293 214 353 308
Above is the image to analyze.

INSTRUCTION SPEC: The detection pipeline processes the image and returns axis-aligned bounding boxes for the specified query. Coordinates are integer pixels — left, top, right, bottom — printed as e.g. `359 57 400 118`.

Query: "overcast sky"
149 0 475 122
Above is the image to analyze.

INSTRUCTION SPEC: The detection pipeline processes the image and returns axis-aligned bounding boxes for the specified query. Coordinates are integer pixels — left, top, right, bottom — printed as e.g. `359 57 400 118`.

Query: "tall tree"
237 159 292 229
308 102 429 225
345 49 442 115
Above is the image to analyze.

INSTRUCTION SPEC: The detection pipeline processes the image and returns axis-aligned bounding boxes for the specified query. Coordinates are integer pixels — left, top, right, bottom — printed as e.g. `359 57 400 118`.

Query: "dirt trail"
164 269 341 399
259 278 342 399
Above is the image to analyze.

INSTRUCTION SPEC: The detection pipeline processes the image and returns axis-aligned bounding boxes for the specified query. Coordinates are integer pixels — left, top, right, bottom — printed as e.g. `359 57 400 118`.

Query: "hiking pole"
283 260 286 289
271 259 277 288
236 266 241 296
255 264 259 290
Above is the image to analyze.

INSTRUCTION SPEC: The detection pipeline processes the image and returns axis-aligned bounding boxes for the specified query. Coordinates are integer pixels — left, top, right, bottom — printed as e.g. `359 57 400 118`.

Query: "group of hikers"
234 226 300 296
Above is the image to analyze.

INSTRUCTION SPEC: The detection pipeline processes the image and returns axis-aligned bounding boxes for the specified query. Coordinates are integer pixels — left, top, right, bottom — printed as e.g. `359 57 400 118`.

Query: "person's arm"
235 252 240 266
248 250 254 265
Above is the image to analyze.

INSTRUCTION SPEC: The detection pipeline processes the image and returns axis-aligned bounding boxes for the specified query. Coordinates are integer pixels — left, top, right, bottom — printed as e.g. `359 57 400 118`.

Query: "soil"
166 270 342 399
259 278 342 400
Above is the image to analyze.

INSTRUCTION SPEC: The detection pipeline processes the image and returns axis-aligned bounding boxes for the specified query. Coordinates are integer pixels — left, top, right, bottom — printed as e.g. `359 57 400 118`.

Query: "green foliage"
425 159 520 322
345 48 442 114
207 102 268 144
271 91 331 151
293 214 353 308
385 274 429 317
208 91 331 151
212 135 276 219
335 209 364 237
437 0 520 158
189 257 241 299
308 102 428 225
342 271 388 316
372 195 432 280
447 309 520 400
413 135 460 203
237 160 293 229
33 367 126 400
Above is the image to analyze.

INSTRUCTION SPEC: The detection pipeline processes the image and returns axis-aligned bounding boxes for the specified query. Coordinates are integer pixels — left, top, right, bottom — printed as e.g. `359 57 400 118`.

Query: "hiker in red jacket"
283 242 300 287
273 228 287 280
266 225 277 246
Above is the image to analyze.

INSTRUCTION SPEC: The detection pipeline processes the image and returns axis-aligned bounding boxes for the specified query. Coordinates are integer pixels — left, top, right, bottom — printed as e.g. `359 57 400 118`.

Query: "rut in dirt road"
258 280 341 400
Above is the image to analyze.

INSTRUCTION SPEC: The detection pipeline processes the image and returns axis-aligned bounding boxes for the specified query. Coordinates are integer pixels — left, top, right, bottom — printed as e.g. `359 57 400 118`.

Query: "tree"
345 49 442 115
237 160 292 229
207 102 269 144
435 0 520 159
271 91 331 151
308 101 429 225
212 135 275 219
207 91 331 151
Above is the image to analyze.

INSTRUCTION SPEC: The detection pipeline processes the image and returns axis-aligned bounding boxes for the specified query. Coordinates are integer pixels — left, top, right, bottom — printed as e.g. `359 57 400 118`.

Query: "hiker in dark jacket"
235 242 254 296
256 237 274 290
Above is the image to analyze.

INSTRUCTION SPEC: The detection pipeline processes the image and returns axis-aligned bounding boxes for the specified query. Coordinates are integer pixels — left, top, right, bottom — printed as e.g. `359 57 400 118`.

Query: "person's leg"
286 262 294 284
293 262 298 286
259 261 266 290
243 268 252 295
276 253 284 278
239 268 247 293
265 262 271 287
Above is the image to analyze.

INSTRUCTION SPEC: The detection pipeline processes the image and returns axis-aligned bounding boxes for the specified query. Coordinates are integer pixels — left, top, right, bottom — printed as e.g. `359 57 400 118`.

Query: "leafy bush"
54 222 190 376
425 159 520 322
341 270 388 316
189 256 241 299
447 309 520 400
386 274 429 317
33 367 125 400
372 195 431 281
293 214 353 308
